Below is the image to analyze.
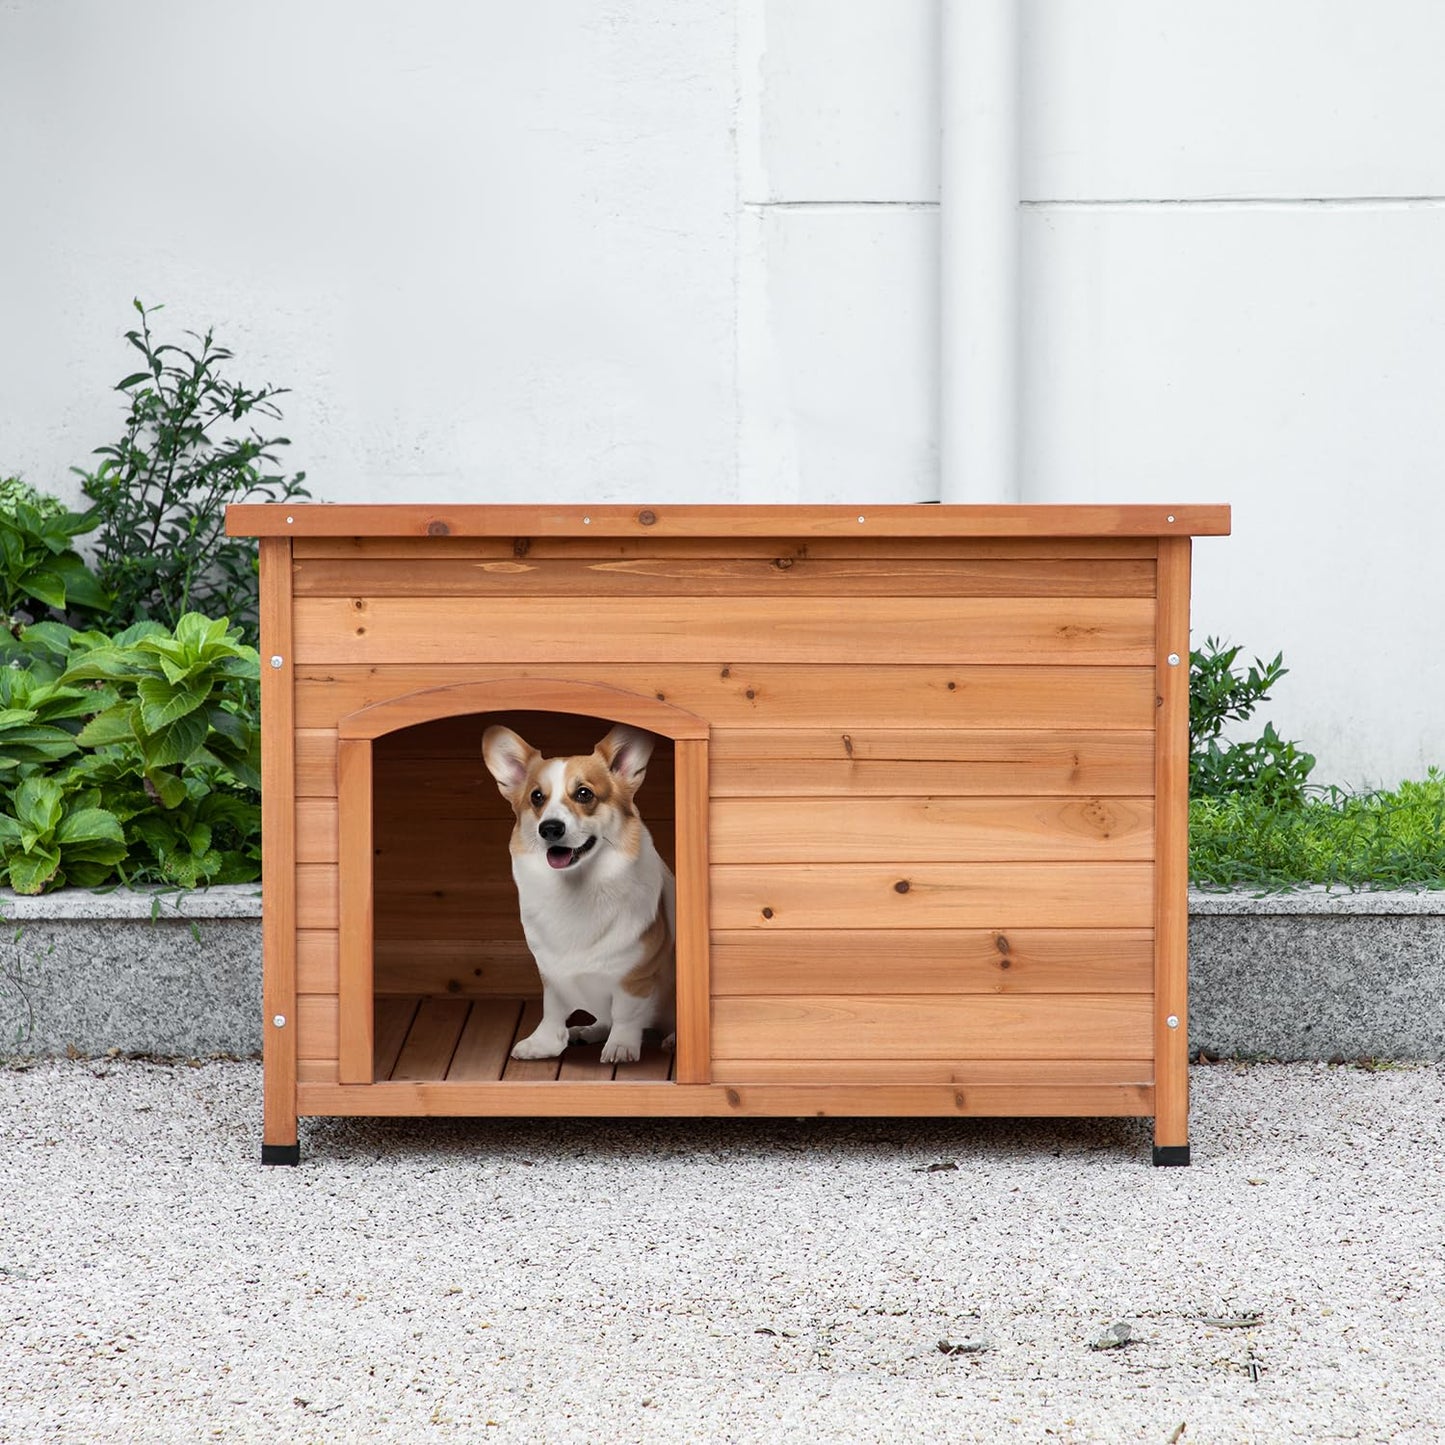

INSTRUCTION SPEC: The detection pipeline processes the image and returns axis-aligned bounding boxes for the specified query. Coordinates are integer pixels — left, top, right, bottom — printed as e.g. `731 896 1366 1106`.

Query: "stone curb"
2 886 1442 1062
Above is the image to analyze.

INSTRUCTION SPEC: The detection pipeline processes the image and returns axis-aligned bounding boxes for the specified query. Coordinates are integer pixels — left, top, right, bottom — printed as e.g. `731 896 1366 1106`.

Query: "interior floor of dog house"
371 711 679 1084
376 997 676 1083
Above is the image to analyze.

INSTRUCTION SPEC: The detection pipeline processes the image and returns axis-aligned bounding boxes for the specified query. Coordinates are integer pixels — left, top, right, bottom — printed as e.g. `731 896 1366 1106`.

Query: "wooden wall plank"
1155 536 1193 1153
258 536 298 1152
294 554 1155 599
711 994 1153 1061
709 1058 1153 1086
296 664 1158 732
710 797 1153 864
292 535 1160 563
296 798 337 863
296 1079 1156 1119
709 928 1154 995
296 993 338 1061
298 864 337 930
375 941 537 998
673 737 711 1085
712 862 1154 930
231 500 1230 539
296 930 339 993
295 596 1154 666
710 729 1154 796
336 740 374 1084
296 729 338 797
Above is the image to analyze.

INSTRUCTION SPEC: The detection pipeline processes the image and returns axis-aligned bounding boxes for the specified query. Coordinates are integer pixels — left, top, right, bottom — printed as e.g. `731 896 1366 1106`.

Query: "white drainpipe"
938 0 1020 503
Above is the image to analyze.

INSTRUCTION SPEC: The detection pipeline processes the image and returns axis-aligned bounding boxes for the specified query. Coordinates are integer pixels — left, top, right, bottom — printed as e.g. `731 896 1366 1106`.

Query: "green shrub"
1191 771 1445 892
1190 638 1315 806
0 610 261 893
73 300 308 643
0 483 110 626
0 775 127 894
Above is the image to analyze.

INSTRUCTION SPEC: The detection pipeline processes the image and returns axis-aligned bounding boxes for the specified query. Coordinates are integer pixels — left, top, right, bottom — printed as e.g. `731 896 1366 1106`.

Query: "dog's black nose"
538 819 565 843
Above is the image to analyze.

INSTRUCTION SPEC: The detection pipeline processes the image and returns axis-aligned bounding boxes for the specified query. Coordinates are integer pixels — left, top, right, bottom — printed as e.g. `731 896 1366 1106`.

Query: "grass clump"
1191 770 1445 893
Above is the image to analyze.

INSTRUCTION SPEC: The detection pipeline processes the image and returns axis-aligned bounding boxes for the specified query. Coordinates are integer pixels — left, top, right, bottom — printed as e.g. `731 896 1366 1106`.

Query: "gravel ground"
2 1059 1442 1444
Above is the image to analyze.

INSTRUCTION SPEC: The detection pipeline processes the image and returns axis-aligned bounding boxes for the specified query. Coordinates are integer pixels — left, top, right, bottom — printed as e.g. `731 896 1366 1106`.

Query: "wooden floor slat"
379 995 680 1084
558 1043 618 1082
392 997 471 1081
449 997 524 1080
373 996 420 1081
501 999 563 1082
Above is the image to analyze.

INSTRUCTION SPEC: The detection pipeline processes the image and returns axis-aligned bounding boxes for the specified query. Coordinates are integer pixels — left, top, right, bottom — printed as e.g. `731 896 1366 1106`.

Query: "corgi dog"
481 722 675 1065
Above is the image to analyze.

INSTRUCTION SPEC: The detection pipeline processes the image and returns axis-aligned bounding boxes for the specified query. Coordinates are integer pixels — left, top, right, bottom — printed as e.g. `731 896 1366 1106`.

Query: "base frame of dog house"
227 503 1230 1166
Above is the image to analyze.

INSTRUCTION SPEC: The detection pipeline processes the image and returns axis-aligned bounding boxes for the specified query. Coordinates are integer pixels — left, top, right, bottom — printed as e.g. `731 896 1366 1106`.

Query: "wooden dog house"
226 503 1230 1165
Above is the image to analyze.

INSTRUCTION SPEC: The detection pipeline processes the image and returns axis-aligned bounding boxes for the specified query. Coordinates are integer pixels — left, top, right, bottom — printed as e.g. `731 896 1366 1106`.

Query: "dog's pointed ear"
596 724 655 788
482 726 537 794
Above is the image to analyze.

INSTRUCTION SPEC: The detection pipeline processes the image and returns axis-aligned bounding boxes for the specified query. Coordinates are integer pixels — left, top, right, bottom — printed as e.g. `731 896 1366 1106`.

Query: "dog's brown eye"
574 786 594 804
529 788 545 807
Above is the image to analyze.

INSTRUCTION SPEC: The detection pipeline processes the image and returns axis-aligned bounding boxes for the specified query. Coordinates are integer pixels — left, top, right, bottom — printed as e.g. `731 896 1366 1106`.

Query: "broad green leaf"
75 704 137 749
15 777 63 838
60 647 145 684
144 768 189 810
142 710 209 768
51 554 111 611
55 806 125 847
137 675 211 732
7 846 61 894
22 567 67 610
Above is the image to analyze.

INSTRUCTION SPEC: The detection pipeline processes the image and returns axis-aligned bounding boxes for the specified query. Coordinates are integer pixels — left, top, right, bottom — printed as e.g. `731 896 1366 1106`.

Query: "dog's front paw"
511 1031 565 1061
600 1033 642 1065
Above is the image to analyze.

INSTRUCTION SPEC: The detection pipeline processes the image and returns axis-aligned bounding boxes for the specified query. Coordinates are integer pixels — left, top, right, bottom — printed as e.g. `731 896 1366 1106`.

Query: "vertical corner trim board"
226 504 1229 1151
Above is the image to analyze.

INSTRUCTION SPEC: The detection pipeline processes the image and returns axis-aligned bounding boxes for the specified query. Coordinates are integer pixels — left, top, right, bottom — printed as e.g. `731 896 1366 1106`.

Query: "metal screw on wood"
1166 1015 1180 1029
270 656 284 669
273 1015 287 1028
1167 653 1181 666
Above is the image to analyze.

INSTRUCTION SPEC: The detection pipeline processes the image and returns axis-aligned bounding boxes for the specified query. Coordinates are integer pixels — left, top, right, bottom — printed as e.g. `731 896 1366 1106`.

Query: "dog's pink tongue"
546 846 574 869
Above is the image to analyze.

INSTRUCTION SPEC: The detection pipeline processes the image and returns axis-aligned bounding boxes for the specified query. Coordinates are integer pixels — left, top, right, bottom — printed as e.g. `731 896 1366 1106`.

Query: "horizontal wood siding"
285 534 1163 1090
711 995 1153 1061
295 664 1156 731
295 595 1153 666
294 552 1155 598
709 929 1154 995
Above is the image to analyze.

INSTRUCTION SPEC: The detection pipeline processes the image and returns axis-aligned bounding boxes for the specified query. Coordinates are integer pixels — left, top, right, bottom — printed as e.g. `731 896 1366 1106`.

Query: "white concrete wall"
0 0 738 505
3 0 1442 783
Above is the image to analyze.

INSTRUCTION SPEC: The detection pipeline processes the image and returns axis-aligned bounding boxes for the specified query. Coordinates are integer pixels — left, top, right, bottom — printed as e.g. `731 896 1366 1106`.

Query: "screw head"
1166 1015 1180 1029
1167 653 1181 667
273 1014 287 1028
270 656 283 669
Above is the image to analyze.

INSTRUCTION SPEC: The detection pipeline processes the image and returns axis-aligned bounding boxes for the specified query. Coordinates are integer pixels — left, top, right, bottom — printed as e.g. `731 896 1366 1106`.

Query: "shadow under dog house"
227 503 1230 1165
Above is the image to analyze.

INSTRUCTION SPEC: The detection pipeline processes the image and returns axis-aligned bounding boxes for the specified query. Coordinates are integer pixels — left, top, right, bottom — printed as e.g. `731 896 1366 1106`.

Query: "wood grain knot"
894 880 911 894
772 557 794 570
427 520 450 536
513 537 532 558
725 1088 742 1108
761 907 774 920
638 509 657 526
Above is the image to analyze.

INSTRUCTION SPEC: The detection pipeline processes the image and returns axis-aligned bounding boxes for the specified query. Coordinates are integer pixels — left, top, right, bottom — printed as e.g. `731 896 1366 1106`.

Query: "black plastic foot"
262 1143 300 1166
1152 1144 1191 1167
